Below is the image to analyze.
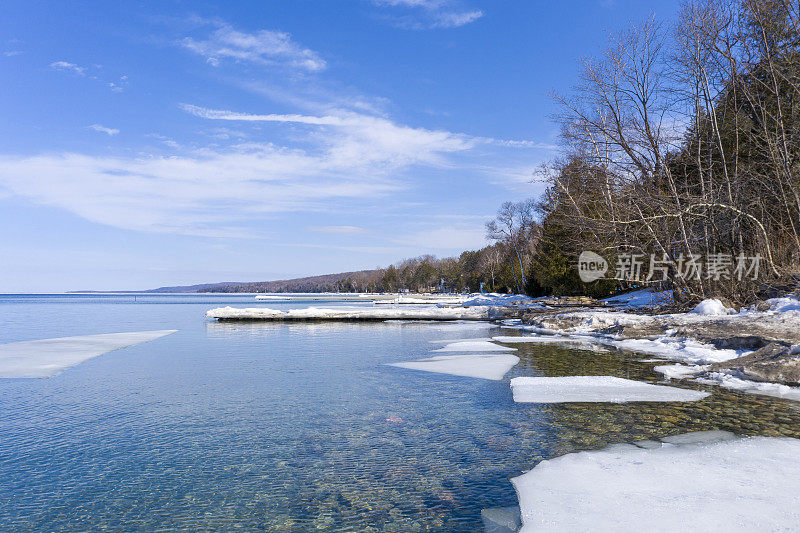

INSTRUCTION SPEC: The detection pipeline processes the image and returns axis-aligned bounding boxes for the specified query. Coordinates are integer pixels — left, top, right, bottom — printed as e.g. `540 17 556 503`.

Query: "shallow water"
1 294 800 531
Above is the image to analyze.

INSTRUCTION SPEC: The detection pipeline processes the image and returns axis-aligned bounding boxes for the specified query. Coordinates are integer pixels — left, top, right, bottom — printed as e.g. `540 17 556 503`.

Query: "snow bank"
691 298 735 315
764 295 800 313
206 305 492 321
603 288 673 308
432 340 516 352
510 375 709 403
388 354 520 381
0 330 178 378
511 435 800 532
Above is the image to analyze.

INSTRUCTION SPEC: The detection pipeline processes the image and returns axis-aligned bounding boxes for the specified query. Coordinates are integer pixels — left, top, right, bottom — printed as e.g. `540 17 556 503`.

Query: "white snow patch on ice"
0 330 178 378
690 298 735 315
511 436 800 533
510 375 709 403
388 354 520 381
432 340 517 352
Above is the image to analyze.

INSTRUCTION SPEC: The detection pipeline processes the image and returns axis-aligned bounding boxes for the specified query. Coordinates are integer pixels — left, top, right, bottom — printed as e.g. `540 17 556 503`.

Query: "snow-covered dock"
205 305 494 321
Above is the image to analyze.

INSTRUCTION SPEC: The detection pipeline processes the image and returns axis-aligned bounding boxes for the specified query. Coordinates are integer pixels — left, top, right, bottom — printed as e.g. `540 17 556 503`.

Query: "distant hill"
199 270 381 293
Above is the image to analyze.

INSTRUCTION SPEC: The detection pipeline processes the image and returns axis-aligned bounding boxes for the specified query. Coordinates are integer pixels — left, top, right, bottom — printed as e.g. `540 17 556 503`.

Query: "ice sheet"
511 436 800 532
510 375 710 403
432 340 517 352
388 354 520 380
206 306 492 321
0 330 178 378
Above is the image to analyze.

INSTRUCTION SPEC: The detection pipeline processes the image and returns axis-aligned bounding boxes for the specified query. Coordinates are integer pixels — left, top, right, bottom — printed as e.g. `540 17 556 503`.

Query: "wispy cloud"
181 22 326 71
88 124 119 136
180 104 477 168
50 60 86 75
4 50 23 57
307 225 370 234
0 150 400 237
373 0 483 29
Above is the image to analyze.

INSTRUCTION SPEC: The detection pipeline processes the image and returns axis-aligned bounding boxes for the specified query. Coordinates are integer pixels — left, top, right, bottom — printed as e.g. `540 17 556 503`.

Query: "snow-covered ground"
0 330 177 378
510 375 709 403
206 305 493 321
603 288 673 308
511 433 800 532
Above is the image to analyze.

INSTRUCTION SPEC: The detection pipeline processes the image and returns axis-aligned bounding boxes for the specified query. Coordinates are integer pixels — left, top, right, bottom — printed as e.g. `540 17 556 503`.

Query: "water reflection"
2 307 800 531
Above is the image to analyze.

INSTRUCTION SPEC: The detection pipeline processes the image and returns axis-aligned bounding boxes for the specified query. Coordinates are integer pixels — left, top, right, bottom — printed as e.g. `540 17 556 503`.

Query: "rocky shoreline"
510 294 800 391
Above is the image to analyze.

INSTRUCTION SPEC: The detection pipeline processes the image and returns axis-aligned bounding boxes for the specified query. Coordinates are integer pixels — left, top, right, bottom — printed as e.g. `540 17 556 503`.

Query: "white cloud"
0 102 544 238
307 225 370 234
0 150 400 237
182 23 326 71
50 61 85 75
180 104 477 168
374 0 483 29
4 50 22 57
431 10 483 28
88 124 119 136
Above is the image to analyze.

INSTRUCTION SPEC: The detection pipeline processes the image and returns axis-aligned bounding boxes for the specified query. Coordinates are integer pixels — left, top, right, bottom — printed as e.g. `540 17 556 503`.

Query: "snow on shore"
603 288 673 308
510 376 709 403
388 354 520 380
511 435 800 532
206 305 492 321
0 330 177 378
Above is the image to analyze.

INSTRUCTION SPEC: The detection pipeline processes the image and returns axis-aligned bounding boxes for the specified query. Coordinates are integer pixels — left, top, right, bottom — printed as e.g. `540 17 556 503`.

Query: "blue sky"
0 0 681 292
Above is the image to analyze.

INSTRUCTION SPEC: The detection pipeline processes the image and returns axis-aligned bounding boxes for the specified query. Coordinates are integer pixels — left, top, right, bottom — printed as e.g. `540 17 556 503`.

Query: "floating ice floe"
388 354 520 381
432 340 517 352
0 330 178 378
428 337 493 344
206 305 492 321
510 375 710 403
511 434 800 532
653 363 703 380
